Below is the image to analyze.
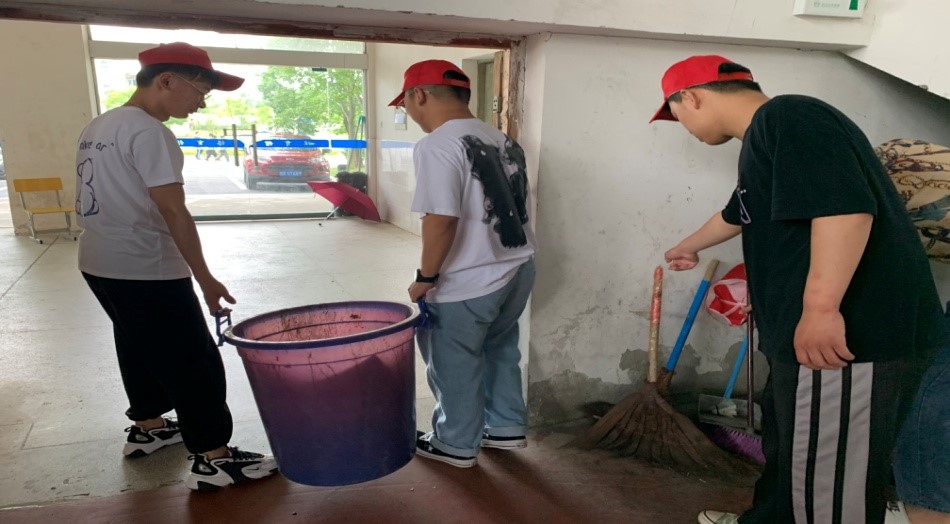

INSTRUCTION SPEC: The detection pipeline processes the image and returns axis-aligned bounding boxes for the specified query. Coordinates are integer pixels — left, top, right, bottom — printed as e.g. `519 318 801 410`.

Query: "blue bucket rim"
222 301 421 350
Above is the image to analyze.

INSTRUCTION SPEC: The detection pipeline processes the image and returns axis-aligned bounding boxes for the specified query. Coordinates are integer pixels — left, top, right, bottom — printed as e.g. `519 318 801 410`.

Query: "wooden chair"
12 177 78 244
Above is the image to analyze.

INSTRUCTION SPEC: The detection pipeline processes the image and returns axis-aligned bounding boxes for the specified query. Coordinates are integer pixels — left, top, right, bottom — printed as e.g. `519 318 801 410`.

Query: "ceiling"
0 0 857 50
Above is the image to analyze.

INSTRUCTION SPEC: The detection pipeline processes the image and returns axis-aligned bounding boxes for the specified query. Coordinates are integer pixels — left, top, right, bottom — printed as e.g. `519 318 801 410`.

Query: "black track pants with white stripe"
739 359 909 524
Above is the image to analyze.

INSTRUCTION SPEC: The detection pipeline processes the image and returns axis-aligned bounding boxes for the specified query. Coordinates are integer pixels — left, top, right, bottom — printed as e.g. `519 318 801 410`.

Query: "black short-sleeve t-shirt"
722 95 945 363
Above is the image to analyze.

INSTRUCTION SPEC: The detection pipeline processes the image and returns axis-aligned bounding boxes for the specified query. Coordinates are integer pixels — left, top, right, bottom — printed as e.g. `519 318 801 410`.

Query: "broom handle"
664 259 719 371
648 266 663 383
723 332 748 399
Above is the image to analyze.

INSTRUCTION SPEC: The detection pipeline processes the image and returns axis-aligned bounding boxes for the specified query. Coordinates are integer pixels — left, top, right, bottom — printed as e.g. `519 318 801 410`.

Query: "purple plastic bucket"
222 301 420 486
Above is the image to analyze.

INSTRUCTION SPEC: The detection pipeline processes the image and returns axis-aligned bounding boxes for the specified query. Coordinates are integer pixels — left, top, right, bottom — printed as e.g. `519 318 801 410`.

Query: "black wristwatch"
415 269 439 283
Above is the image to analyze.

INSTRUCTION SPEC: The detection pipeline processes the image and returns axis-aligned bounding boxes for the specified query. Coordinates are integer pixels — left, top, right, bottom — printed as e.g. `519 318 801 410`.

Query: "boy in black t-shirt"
652 55 945 524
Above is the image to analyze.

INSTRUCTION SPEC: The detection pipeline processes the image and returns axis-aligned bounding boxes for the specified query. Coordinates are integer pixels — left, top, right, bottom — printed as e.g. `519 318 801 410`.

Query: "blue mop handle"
664 259 719 371
415 299 432 329
723 333 749 399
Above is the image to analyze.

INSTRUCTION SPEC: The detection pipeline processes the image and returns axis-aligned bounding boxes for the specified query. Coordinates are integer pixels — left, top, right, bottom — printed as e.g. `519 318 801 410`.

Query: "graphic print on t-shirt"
75 158 100 217
461 135 529 248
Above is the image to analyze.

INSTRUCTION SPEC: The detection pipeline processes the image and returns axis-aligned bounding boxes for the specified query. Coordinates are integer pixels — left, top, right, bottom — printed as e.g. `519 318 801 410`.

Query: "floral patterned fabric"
875 139 950 262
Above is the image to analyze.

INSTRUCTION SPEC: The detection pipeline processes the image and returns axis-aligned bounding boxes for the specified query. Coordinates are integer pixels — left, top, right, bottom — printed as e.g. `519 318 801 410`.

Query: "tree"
200 95 271 129
102 87 135 111
258 67 365 168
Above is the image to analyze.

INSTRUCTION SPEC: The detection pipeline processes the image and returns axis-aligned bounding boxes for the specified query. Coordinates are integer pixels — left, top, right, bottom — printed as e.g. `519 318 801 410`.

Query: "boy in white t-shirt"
76 42 276 490
391 60 537 468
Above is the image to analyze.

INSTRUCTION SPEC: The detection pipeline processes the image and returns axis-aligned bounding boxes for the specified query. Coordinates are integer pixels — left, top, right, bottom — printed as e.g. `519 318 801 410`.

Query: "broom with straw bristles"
573 265 758 478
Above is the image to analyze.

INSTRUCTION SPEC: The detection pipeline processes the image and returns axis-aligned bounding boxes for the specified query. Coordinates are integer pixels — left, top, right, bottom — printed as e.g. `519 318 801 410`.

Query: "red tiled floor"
0 432 755 523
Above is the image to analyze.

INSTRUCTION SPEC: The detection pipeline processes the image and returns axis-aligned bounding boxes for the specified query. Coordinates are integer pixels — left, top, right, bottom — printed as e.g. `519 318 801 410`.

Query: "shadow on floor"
1 432 755 523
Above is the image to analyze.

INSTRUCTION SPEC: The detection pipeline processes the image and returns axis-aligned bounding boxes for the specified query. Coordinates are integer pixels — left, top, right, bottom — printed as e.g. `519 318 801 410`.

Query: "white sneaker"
698 510 740 524
122 418 183 458
481 433 528 449
185 446 278 491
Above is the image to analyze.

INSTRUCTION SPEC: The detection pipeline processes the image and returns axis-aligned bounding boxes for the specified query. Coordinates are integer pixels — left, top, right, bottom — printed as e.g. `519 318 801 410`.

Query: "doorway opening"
89 26 367 220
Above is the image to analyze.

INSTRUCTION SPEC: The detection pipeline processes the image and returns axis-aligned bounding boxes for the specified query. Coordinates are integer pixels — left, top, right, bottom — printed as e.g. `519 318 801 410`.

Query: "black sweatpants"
739 358 909 524
83 273 233 453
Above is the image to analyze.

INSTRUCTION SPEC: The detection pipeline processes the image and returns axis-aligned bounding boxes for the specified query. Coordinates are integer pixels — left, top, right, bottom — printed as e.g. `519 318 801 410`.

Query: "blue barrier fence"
256 139 329 148
177 138 367 149
177 138 245 148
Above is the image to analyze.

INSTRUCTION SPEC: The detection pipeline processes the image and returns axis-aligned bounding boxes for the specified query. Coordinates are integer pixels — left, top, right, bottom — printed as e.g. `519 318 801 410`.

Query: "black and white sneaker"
481 433 527 449
415 431 476 468
185 446 278 491
123 418 184 458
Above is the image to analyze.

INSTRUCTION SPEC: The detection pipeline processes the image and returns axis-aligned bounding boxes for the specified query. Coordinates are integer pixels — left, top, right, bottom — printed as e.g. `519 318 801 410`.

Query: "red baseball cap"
649 55 754 123
388 59 470 107
138 42 244 91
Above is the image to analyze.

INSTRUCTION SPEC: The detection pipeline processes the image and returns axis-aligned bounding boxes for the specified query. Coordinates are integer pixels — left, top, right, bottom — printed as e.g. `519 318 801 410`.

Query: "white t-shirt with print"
75 106 191 280
411 118 537 303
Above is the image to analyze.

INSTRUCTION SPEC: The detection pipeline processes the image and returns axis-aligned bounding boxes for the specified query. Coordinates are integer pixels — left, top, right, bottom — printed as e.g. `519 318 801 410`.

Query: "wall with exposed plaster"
520 33 950 426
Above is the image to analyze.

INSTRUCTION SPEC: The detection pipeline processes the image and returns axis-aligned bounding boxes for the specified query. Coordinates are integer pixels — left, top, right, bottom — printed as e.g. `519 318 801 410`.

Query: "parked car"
243 134 330 190
0 145 5 179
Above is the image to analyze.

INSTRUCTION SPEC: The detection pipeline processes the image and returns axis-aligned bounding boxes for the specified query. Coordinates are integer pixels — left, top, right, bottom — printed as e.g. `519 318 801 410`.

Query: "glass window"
93 58 366 218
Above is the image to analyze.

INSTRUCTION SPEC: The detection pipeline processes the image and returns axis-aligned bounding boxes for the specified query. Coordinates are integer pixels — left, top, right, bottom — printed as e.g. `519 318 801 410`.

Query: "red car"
243 134 331 190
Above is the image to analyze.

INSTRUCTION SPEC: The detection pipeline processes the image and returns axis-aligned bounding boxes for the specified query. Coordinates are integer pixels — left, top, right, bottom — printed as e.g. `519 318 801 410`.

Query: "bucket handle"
214 309 233 347
416 300 432 329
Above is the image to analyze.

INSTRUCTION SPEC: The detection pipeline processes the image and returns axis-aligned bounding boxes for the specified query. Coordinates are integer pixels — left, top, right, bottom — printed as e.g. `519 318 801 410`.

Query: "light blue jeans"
417 259 535 458
894 343 950 513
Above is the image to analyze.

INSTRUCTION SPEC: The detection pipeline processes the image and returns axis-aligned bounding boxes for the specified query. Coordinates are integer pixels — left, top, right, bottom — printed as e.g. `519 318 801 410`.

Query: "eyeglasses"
172 74 212 101
401 86 434 105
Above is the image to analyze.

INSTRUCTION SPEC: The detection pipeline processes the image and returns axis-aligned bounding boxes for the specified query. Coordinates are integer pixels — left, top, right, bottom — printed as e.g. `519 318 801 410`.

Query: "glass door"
89 27 366 219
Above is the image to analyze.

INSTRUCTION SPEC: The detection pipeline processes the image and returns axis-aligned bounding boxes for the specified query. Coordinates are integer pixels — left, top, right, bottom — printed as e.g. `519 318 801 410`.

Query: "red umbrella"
306 181 381 222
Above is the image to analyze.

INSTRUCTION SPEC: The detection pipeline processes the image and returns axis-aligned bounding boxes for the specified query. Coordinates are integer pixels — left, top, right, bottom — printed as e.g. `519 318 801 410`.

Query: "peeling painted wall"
520 34 950 427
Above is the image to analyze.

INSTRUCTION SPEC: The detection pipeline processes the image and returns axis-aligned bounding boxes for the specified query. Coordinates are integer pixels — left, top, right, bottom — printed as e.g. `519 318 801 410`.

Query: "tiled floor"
0 219 759 522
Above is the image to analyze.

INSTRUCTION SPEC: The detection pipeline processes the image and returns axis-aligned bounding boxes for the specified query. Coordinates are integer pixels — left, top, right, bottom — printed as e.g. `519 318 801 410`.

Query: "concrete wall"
847 0 950 101
266 0 877 48
520 33 950 426
0 21 96 235
370 42 494 235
